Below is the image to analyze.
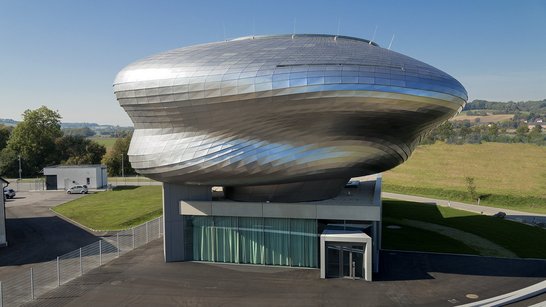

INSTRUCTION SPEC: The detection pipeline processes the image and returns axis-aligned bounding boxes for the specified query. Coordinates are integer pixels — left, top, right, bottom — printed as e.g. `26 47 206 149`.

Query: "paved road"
25 239 546 307
383 192 546 227
0 191 101 281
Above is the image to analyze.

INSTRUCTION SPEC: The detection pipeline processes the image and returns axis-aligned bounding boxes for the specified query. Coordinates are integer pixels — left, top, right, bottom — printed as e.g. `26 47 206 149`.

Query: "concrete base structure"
162 183 211 262
161 175 382 279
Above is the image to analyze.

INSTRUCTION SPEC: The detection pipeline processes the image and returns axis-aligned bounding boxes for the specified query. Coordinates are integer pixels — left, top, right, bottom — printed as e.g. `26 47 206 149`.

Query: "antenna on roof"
223 22 227 41
388 34 395 50
370 25 378 45
252 17 255 38
337 17 341 36
292 18 296 38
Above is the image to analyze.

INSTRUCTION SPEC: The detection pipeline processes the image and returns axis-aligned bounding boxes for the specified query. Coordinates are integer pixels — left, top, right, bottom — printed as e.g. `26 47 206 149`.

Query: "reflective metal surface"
114 34 467 202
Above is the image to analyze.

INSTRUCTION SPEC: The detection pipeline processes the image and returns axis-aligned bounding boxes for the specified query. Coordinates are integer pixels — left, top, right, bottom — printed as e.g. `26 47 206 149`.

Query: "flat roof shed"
43 165 108 190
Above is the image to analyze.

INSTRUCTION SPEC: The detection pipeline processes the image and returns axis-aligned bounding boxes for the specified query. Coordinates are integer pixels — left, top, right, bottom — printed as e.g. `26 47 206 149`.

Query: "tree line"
0 106 135 178
421 120 544 145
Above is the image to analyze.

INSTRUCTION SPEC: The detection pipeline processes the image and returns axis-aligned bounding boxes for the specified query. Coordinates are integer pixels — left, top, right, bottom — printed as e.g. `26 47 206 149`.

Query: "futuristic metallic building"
114 34 467 202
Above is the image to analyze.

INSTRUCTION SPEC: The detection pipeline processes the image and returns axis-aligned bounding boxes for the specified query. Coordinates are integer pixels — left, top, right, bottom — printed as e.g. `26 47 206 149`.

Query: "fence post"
146 221 149 243
117 233 120 257
57 256 60 286
80 247 83 276
159 217 162 238
132 228 135 249
0 281 3 307
30 267 34 300
99 240 102 266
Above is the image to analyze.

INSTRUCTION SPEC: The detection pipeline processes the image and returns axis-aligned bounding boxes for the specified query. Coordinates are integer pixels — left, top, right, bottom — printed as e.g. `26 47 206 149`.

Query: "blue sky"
1 0 545 126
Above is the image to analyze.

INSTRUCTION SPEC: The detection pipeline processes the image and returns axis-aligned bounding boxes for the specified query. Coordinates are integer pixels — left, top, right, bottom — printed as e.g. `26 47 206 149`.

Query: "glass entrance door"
326 243 364 279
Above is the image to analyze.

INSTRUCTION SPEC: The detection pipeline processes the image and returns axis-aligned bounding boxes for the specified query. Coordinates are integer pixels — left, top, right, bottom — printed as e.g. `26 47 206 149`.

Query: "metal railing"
0 216 163 306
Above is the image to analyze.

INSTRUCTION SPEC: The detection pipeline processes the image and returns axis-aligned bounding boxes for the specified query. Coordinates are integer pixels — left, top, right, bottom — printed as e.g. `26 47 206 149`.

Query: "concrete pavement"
24 239 546 307
383 192 546 227
0 191 101 281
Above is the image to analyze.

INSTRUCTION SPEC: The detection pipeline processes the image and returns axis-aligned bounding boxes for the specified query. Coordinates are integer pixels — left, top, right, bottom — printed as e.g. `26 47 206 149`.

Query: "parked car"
3 187 16 199
67 185 88 194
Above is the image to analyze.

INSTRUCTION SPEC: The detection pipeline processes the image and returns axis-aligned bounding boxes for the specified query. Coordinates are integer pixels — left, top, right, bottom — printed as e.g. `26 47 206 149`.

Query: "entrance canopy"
320 225 372 281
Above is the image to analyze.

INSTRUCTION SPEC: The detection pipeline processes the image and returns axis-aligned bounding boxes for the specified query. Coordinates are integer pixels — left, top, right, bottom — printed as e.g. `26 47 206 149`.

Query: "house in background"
43 165 108 190
0 177 9 247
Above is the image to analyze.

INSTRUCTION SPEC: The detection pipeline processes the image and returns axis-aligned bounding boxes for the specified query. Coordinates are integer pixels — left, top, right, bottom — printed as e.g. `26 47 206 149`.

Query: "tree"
0 125 11 151
516 123 529 137
436 122 455 142
102 135 136 176
465 176 478 201
528 124 544 145
0 147 19 177
55 135 106 165
531 124 543 134
5 106 62 176
487 123 499 138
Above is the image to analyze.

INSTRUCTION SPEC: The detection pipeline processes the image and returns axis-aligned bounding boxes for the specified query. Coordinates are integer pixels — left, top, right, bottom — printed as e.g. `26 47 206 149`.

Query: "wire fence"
0 216 163 307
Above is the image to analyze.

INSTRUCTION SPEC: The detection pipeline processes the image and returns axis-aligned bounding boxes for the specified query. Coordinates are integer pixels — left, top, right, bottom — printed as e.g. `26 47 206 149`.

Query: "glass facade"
184 216 317 268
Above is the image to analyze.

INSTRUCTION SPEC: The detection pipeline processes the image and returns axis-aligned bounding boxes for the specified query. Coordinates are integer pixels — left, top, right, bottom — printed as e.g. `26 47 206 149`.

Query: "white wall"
0 184 7 247
44 167 105 189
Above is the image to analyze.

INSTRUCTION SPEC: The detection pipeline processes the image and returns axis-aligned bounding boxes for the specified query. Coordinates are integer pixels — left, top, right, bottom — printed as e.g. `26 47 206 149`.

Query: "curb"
457 280 546 307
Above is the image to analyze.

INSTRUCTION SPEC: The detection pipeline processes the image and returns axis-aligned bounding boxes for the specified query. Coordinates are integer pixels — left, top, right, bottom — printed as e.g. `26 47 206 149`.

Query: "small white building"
0 177 9 247
43 165 108 190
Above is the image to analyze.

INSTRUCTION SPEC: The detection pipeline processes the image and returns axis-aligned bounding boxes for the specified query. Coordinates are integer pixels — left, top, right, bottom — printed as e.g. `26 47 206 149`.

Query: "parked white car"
3 187 16 199
66 185 88 194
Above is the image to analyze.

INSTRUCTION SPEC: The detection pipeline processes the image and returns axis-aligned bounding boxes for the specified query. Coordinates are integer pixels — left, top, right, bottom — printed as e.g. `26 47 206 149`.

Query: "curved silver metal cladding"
114 34 467 202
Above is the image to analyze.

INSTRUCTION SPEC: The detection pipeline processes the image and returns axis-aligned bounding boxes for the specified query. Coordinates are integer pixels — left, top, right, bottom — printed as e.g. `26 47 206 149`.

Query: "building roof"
43 164 106 169
114 33 467 101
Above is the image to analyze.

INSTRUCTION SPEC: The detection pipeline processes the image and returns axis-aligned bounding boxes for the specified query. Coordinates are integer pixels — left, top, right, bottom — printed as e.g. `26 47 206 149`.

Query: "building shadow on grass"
379 200 546 281
112 185 141 191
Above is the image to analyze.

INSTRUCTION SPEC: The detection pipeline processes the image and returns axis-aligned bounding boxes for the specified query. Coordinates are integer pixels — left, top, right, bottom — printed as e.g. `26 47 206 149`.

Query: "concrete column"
372 221 380 273
162 183 211 262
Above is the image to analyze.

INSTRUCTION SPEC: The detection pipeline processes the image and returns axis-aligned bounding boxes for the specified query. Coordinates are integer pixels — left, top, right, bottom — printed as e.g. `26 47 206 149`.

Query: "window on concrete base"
184 216 317 268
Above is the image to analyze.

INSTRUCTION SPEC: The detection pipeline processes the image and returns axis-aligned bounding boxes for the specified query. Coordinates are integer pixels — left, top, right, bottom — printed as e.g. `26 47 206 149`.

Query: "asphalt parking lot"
0 191 100 280
25 239 546 307
4 191 546 306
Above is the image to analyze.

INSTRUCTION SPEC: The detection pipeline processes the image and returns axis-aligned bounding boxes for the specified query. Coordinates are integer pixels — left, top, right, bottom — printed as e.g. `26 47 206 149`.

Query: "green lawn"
53 186 162 230
381 142 546 213
88 137 118 152
382 200 546 258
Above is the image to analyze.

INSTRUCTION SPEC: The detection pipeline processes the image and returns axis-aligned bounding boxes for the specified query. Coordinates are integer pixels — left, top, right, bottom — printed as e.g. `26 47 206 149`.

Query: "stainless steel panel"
114 34 467 202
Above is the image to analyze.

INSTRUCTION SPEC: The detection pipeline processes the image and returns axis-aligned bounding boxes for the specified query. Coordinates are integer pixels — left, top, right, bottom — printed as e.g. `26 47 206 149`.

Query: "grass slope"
53 186 162 230
382 200 546 258
382 142 546 213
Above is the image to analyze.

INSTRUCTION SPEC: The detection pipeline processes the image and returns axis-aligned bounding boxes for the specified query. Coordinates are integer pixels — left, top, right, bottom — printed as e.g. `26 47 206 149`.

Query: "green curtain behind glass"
264 218 290 266
193 216 214 261
190 216 317 268
214 216 239 263
238 217 264 264
290 219 317 267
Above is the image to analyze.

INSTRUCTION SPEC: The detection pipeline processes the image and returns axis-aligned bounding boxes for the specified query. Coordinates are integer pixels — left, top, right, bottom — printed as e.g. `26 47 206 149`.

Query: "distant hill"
1 118 131 129
0 118 133 137
463 99 546 115
0 118 18 126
